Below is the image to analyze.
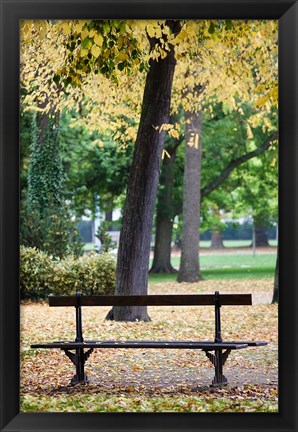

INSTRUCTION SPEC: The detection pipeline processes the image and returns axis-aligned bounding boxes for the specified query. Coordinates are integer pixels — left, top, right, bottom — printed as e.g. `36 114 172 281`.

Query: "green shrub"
52 253 116 295
20 246 54 299
20 247 116 299
20 199 83 260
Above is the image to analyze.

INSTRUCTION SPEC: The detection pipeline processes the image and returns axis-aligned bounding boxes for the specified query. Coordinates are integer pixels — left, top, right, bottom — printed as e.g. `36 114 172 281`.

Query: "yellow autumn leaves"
20 19 278 140
153 123 181 141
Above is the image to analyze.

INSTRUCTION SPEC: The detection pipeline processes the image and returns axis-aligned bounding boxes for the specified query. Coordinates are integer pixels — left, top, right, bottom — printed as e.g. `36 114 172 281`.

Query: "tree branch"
201 132 278 198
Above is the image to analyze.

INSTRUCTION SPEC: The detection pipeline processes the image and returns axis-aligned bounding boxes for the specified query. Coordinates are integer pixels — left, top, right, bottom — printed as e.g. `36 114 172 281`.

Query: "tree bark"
272 251 278 303
177 109 203 283
104 197 114 230
106 20 181 321
254 222 269 247
150 213 177 274
210 229 225 249
150 140 180 274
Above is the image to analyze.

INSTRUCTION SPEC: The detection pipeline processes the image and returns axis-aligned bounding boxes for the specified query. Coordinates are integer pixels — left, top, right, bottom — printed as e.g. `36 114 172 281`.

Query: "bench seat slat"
222 341 267 346
31 340 252 350
31 340 267 349
49 294 252 307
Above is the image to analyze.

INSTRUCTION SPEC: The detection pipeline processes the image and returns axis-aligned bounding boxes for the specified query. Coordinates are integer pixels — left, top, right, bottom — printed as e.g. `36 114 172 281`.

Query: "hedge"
20 246 116 299
20 246 53 299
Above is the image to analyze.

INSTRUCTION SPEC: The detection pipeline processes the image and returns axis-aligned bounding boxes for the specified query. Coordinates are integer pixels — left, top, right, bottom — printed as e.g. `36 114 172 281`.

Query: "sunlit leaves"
94 33 103 47
20 19 278 142
20 19 149 113
91 45 101 59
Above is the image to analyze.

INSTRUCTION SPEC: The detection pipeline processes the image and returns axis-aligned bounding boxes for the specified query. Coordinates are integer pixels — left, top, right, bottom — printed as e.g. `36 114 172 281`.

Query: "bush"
20 246 54 299
20 200 83 260
20 247 116 299
52 253 116 295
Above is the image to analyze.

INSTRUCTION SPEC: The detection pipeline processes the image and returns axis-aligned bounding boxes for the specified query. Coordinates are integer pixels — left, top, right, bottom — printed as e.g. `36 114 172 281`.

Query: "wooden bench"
31 291 267 387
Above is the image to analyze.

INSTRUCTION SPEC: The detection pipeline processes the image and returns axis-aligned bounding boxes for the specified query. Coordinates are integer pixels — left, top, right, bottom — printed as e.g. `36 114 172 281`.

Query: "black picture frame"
0 1 297 431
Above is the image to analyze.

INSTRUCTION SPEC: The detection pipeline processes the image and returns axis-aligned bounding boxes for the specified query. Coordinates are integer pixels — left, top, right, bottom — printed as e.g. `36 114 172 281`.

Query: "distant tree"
177 109 203 282
150 114 184 274
21 110 82 258
59 111 134 218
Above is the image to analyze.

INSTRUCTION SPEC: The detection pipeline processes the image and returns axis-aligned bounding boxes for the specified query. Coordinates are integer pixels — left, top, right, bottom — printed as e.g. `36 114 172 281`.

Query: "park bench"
31 291 267 387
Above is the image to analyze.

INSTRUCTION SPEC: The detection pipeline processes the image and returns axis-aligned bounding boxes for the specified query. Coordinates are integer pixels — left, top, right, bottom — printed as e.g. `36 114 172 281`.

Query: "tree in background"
199 103 277 249
27 111 63 212
228 136 278 247
20 109 82 258
177 109 203 282
59 111 134 218
150 114 184 274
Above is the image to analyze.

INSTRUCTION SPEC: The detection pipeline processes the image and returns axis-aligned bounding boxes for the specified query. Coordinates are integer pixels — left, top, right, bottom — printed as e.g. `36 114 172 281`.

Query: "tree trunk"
255 222 269 247
177 109 203 283
106 20 181 321
272 251 278 303
210 229 225 249
150 141 179 274
104 198 113 230
150 213 177 274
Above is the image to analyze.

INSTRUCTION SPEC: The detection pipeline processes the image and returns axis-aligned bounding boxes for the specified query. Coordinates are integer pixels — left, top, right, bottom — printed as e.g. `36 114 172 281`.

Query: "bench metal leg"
212 349 228 387
205 349 231 387
62 347 94 385
71 348 88 385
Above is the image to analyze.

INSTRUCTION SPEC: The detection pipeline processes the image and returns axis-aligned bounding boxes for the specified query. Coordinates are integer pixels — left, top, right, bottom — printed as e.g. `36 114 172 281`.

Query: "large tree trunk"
272 251 278 303
150 141 179 274
177 109 203 283
106 21 181 321
210 229 225 249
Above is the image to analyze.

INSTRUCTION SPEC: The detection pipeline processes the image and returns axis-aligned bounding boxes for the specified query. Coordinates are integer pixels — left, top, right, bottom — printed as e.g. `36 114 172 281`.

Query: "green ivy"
23 110 82 259
28 111 64 213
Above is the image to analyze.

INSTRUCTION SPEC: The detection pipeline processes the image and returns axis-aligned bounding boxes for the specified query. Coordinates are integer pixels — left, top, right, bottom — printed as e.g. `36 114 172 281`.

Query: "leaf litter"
20 279 278 412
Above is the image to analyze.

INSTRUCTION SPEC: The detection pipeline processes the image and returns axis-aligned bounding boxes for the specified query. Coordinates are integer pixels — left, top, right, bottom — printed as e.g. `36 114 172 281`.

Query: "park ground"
20 247 278 413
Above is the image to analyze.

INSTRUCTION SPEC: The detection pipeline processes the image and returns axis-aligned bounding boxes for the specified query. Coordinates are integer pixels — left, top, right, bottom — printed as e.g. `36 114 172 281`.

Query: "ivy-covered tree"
27 111 64 212
21 110 82 258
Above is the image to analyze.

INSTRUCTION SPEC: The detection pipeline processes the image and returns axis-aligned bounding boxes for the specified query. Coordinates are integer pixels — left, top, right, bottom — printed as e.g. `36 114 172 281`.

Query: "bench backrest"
49 293 252 307
48 292 252 344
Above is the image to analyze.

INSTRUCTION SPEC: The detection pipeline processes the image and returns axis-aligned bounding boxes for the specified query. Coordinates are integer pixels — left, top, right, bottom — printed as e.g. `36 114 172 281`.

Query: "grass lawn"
149 253 277 283
171 253 276 268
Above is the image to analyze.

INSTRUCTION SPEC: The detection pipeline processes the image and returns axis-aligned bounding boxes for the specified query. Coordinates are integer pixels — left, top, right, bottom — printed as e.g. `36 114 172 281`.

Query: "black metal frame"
64 293 93 385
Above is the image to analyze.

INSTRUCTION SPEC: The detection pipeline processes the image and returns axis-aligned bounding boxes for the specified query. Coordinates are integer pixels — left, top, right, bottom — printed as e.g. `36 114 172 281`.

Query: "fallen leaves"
20 384 278 413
